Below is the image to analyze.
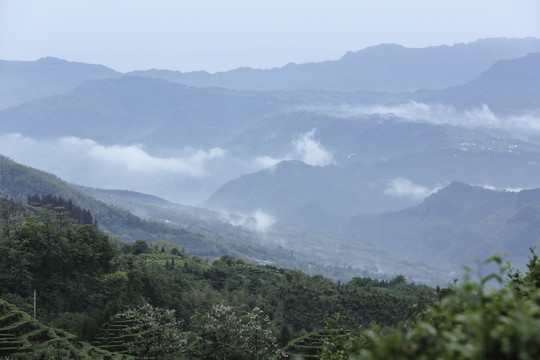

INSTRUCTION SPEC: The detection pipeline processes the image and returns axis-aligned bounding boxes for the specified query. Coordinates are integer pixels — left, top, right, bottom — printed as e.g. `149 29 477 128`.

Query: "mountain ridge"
0 57 121 109
345 182 539 271
2 37 538 110
129 37 540 92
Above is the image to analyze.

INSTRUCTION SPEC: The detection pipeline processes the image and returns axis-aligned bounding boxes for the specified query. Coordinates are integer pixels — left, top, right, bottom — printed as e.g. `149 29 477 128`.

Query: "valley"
1 35 540 358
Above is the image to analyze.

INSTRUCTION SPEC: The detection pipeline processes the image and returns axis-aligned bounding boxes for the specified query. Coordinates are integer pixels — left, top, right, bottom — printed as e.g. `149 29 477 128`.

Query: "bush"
321 251 540 360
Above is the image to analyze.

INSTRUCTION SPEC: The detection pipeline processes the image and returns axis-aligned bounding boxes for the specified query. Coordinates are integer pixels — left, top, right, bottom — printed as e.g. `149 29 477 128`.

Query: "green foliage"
283 330 326 359
320 251 540 360
123 239 151 255
28 194 95 226
319 314 364 360
0 203 119 338
0 195 433 359
0 298 129 359
508 247 540 294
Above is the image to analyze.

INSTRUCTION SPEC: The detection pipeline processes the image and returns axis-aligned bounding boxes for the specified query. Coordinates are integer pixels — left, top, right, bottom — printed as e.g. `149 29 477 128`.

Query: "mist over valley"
1 38 540 285
2 1 540 356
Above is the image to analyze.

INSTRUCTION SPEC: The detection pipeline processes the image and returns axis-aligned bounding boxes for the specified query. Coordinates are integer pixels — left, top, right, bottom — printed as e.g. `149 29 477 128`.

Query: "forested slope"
0 154 295 265
0 196 432 358
346 182 540 272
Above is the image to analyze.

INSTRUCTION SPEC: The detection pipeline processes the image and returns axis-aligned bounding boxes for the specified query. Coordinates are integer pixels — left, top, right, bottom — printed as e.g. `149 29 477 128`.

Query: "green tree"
278 323 291 348
321 253 540 360
319 314 364 360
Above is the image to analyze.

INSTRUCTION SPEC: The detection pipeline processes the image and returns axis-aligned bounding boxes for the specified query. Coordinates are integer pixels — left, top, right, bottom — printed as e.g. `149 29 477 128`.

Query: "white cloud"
363 102 505 129
220 209 276 232
481 184 523 192
0 133 229 204
252 210 276 232
301 102 540 136
293 129 333 166
384 178 440 200
251 129 333 171
253 156 283 171
85 141 225 175
0 134 225 176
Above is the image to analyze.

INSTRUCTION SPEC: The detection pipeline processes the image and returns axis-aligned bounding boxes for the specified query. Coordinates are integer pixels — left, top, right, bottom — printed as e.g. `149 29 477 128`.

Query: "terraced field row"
0 299 130 359
234 263 286 280
283 330 326 359
92 315 135 355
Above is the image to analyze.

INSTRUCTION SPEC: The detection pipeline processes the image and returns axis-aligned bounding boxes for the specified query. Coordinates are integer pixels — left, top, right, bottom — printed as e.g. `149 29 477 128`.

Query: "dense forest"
27 194 96 226
0 196 431 359
1 195 540 359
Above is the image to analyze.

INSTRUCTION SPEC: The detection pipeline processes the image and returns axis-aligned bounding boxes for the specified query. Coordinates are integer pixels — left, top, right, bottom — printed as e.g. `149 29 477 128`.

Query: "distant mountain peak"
441 181 476 191
427 182 491 200
34 56 115 70
37 56 65 62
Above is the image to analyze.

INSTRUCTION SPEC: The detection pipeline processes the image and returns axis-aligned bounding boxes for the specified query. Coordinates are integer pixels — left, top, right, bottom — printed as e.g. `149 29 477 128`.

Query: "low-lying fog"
1 102 539 206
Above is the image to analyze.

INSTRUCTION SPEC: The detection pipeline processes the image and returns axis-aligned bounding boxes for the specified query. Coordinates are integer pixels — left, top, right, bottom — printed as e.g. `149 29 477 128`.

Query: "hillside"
416 51 540 112
76 184 448 284
345 182 540 271
0 154 295 265
0 198 434 357
0 299 128 359
205 160 411 230
2 154 449 283
2 172 540 359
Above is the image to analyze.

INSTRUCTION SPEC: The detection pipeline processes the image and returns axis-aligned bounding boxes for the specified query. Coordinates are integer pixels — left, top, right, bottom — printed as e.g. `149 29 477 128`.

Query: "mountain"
0 57 121 109
345 182 540 272
1 154 448 283
2 38 537 107
75 184 451 284
2 46 538 161
130 37 540 92
2 40 538 162
3 62 540 231
206 119 540 232
2 39 540 283
205 160 413 231
416 51 540 113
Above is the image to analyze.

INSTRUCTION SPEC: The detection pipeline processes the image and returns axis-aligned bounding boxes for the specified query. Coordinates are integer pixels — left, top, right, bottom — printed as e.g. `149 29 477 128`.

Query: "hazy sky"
1 0 540 73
